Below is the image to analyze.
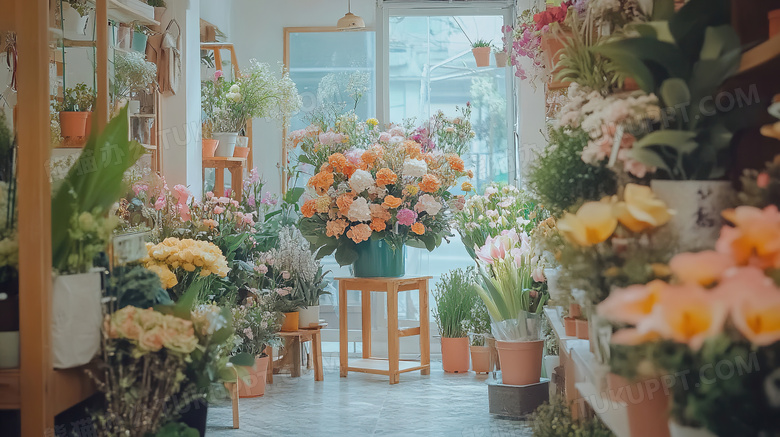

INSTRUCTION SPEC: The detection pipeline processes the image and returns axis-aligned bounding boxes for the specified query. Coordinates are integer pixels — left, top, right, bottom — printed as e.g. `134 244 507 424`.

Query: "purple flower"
247 195 256 207
396 208 418 226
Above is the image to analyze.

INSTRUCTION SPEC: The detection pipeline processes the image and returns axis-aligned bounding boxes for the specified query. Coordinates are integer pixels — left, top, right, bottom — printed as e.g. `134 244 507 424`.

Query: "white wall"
201 0 376 196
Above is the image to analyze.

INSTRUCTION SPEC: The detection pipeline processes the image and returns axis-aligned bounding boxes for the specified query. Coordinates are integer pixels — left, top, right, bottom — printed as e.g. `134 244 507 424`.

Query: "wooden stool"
267 323 325 383
337 276 431 384
202 156 245 198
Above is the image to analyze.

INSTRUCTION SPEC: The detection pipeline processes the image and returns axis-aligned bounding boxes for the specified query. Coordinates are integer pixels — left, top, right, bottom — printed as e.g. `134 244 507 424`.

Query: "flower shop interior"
1 0 780 436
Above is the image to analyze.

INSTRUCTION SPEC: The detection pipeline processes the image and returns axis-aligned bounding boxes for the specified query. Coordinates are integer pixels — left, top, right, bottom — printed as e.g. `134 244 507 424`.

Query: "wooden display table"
336 276 431 384
268 323 326 383
202 156 246 199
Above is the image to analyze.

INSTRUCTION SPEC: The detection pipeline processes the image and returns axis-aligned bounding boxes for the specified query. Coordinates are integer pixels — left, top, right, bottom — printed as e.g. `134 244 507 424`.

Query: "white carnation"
349 169 375 193
414 194 442 216
347 197 372 222
403 159 427 178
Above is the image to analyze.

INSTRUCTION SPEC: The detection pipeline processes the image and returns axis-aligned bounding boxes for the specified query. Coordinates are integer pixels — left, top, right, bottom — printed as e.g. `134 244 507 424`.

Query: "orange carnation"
370 218 387 232
370 203 391 221
301 199 316 218
419 174 441 193
382 195 403 209
448 154 465 172
307 170 334 195
376 168 398 186
362 150 378 167
403 140 422 159
326 219 348 238
320 163 333 173
346 223 372 244
336 192 355 217
342 162 357 178
329 153 348 173
411 222 425 235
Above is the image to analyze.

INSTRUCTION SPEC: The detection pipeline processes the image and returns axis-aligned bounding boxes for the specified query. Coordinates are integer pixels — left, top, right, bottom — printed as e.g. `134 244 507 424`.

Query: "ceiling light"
337 0 365 31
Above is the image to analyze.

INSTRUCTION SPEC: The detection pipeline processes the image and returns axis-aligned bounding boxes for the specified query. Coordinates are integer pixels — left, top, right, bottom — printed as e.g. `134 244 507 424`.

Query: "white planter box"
52 271 103 369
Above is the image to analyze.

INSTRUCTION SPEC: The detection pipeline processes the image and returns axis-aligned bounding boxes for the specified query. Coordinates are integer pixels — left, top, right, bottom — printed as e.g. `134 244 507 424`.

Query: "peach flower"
646 289 728 350
731 291 780 346
370 203 391 221
370 218 387 232
419 174 441 193
447 154 465 171
336 192 355 217
669 251 735 287
346 223 372 244
328 153 348 173
403 140 422 159
376 168 398 186
597 280 671 326
557 201 617 246
411 222 425 235
717 205 780 269
382 195 403 209
326 219 348 238
301 199 316 218
615 184 674 232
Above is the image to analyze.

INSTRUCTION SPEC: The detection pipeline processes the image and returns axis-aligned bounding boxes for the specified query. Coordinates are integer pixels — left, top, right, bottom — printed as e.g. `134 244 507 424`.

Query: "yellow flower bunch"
105 306 198 357
143 238 230 288
558 184 674 246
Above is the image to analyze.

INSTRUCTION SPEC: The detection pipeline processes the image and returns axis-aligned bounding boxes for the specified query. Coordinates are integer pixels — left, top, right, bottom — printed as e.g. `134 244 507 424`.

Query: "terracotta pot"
541 31 571 89
563 317 577 337
59 111 89 138
496 340 543 386
237 355 270 398
441 337 470 373
771 10 780 38
471 47 491 67
607 373 671 437
623 77 641 91
281 312 299 332
233 146 250 159
85 112 93 138
202 139 219 159
470 345 492 374
494 51 508 67
487 337 500 371
576 319 589 340
569 303 582 318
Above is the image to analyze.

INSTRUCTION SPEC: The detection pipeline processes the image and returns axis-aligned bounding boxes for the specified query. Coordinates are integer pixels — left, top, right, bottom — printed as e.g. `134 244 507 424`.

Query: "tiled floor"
207 353 533 437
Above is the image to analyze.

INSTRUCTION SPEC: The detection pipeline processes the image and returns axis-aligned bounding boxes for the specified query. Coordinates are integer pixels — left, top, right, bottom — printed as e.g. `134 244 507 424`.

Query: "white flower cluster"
265 226 319 284
559 83 661 137
349 169 374 193
226 84 242 103
414 194 443 216
402 159 427 178
347 197 372 222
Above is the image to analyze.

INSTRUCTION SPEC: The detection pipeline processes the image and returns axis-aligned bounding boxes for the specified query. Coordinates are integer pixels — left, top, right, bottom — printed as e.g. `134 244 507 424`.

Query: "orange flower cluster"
419 174 441 193
447 154 465 172
411 222 425 235
376 168 398 186
308 170 334 195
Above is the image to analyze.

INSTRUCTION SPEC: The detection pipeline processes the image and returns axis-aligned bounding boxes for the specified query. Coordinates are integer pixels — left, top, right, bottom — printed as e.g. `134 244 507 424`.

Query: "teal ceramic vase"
351 239 405 277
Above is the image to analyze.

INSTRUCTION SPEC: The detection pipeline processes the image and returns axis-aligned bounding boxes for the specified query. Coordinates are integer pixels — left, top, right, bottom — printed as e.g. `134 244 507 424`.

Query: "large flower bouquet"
454 184 546 261
597 205 780 435
296 118 472 266
202 60 301 133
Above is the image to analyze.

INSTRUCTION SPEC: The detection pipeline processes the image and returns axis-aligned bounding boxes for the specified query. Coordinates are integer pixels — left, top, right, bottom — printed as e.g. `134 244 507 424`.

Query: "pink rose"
154 195 165 210
396 208 418 226
213 206 225 214
758 172 770 188
214 70 224 80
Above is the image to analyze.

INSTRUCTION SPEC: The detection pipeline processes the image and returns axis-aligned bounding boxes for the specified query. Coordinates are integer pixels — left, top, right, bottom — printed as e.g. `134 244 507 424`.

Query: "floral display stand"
337 276 431 385
268 323 326 382
202 156 246 198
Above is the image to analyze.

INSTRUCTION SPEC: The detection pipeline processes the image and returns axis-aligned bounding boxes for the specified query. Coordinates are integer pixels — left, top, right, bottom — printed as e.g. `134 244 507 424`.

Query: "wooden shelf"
0 366 96 414
86 0 159 26
0 368 21 410
346 358 429 376
575 381 630 437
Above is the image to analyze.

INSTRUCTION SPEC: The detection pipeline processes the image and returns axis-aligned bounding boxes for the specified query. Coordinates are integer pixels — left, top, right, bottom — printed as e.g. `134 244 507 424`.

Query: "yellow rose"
557 201 618 246
615 184 674 232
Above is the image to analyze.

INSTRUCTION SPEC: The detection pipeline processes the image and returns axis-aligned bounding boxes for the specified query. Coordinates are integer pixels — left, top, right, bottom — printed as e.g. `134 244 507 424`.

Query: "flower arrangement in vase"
295 112 472 276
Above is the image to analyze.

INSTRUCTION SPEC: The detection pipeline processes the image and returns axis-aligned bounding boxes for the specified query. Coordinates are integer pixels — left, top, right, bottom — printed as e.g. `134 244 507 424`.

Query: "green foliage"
51 108 145 272
531 395 614 437
155 423 198 437
527 127 618 217
296 266 330 306
108 264 172 310
145 0 166 7
471 39 492 48
433 268 479 338
53 83 95 112
592 0 762 180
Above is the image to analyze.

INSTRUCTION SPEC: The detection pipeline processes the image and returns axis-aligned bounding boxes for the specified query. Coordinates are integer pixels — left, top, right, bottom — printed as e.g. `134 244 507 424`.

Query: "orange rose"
346 223 372 244
411 222 425 235
448 154 465 172
301 199 317 218
329 153 348 173
419 174 441 193
336 192 355 217
370 218 387 232
326 219 348 238
376 168 398 186
383 195 403 209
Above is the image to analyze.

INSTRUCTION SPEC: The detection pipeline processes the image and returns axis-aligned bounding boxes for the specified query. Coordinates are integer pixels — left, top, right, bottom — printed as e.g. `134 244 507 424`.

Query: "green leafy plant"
231 294 282 357
433 268 479 338
471 39 492 48
466 299 491 346
531 395 614 437
51 107 145 273
53 83 96 112
66 0 91 17
592 0 761 180
108 264 172 310
296 266 330 307
146 0 166 7
528 127 618 217
155 423 198 437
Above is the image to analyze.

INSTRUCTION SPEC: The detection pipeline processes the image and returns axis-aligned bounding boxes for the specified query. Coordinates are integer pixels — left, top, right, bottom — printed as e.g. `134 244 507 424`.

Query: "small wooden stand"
268 324 326 383
202 156 245 198
336 276 431 385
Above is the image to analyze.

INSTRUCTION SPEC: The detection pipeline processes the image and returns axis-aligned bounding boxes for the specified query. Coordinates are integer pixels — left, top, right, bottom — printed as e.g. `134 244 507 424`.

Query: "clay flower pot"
568 303 582 318
470 344 492 374
59 111 90 139
202 139 219 159
237 355 270 398
281 312 299 332
496 340 544 386
471 47 491 67
563 317 577 337
494 51 508 67
233 146 250 159
576 319 589 340
441 337 470 373
608 373 671 437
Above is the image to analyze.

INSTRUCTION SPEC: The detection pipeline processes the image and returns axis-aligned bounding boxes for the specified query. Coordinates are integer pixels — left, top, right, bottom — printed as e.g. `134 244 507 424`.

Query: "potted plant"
61 0 93 40
0 116 17 369
231 293 282 397
433 268 477 373
132 24 149 53
542 320 559 379
201 122 219 159
54 83 96 142
296 266 330 329
113 51 157 116
233 135 250 158
470 39 491 67
202 61 300 158
50 109 144 369
473 232 549 386
493 45 508 68
467 299 493 374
